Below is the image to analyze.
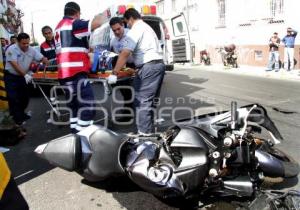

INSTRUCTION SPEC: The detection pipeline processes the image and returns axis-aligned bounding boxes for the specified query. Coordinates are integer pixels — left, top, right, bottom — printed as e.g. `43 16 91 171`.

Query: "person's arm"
5 48 26 76
112 49 131 75
33 48 49 65
292 30 298 37
112 30 138 74
269 38 273 45
276 38 280 46
8 61 26 76
40 46 46 57
90 14 104 31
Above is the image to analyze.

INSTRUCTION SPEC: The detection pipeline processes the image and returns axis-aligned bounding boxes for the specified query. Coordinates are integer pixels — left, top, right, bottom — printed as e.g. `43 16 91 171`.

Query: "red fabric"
73 28 89 35
57 52 90 78
55 18 91 79
55 18 73 30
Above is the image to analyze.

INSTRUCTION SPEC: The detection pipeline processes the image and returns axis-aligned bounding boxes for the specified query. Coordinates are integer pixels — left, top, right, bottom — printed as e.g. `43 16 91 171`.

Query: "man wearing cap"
112 8 165 136
282 27 297 71
266 32 280 71
54 2 103 133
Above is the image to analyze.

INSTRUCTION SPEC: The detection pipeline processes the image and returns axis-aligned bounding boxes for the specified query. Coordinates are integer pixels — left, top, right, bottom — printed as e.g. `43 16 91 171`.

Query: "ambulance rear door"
170 13 192 63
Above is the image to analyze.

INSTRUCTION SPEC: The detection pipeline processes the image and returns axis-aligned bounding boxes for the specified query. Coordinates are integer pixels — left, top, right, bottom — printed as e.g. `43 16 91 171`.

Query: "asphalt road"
4 66 300 210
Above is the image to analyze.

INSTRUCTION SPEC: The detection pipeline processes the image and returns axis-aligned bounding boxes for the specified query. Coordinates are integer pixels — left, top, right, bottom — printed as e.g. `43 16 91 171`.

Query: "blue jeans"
267 51 280 70
134 60 165 133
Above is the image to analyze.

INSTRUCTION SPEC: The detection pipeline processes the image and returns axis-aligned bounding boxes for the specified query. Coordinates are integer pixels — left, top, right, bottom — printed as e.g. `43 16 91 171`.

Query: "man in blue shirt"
282 27 297 71
4 33 48 127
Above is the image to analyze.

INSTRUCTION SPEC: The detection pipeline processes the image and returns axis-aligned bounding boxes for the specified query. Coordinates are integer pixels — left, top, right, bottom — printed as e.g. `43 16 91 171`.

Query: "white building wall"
156 0 300 66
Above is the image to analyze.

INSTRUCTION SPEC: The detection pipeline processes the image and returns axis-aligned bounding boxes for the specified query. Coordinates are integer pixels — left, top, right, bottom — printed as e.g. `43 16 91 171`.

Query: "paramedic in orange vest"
55 2 103 133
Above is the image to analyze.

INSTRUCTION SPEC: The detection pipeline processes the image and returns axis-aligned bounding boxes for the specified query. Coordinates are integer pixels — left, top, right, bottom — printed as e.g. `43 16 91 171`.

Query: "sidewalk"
175 64 300 82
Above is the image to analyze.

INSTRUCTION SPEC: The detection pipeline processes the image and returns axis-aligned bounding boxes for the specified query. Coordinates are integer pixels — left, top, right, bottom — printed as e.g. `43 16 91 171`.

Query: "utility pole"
31 21 36 44
30 10 45 45
186 0 189 25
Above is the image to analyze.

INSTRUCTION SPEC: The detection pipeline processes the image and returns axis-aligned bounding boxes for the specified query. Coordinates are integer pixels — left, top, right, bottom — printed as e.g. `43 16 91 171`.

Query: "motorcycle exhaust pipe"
223 177 254 197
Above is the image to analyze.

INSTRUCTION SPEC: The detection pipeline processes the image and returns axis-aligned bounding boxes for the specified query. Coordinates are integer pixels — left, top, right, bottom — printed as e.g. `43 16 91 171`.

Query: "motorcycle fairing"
177 104 283 141
124 126 209 198
124 140 185 198
36 125 128 181
35 133 81 171
78 125 127 181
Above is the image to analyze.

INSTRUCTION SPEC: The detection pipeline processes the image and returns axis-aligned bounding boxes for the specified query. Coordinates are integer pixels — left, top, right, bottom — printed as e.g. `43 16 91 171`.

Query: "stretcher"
32 68 135 124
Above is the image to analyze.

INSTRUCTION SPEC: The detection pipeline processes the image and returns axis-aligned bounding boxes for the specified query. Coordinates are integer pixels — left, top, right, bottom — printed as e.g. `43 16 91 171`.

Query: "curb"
175 64 300 82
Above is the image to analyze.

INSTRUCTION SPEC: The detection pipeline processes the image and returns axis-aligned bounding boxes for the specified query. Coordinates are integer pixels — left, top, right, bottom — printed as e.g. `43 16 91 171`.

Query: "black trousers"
4 71 29 125
111 78 134 112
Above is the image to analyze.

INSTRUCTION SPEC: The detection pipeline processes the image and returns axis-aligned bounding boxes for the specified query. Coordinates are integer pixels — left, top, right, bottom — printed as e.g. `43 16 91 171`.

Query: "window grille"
270 0 284 17
217 0 226 27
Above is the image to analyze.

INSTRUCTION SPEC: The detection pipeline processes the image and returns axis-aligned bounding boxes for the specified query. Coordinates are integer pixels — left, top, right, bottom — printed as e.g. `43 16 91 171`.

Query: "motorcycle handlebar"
231 101 238 130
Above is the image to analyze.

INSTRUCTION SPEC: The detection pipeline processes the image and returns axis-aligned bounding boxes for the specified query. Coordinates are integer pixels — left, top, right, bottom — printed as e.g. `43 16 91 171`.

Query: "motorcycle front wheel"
257 144 300 178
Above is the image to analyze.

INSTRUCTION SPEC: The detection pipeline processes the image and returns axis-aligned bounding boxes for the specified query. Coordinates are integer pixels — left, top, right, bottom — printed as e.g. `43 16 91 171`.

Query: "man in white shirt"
112 8 165 135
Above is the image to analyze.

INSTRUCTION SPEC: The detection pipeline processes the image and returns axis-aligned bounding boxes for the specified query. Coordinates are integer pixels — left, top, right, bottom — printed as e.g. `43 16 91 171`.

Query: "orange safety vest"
0 153 11 199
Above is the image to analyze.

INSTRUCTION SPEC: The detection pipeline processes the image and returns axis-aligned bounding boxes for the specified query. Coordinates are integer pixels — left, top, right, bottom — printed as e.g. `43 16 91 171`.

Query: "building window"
172 0 176 12
217 0 226 27
270 0 284 17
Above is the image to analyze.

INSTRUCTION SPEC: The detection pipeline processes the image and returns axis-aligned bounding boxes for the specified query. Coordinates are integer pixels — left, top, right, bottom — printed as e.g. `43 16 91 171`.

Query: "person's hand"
24 73 33 84
112 69 120 76
42 57 49 65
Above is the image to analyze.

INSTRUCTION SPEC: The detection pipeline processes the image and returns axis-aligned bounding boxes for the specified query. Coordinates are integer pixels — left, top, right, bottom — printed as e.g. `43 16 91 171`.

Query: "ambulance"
90 4 192 71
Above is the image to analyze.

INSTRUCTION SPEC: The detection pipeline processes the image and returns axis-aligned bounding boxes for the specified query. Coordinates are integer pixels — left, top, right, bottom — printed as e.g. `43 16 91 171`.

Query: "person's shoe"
275 69 280 72
265 69 273 71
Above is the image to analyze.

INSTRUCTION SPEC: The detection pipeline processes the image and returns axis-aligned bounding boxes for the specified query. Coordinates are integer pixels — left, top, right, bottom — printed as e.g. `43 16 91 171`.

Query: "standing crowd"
266 27 298 72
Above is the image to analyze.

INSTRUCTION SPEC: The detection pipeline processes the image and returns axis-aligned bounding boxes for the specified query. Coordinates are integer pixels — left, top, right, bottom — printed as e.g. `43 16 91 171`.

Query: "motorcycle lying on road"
219 44 238 68
35 102 300 209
